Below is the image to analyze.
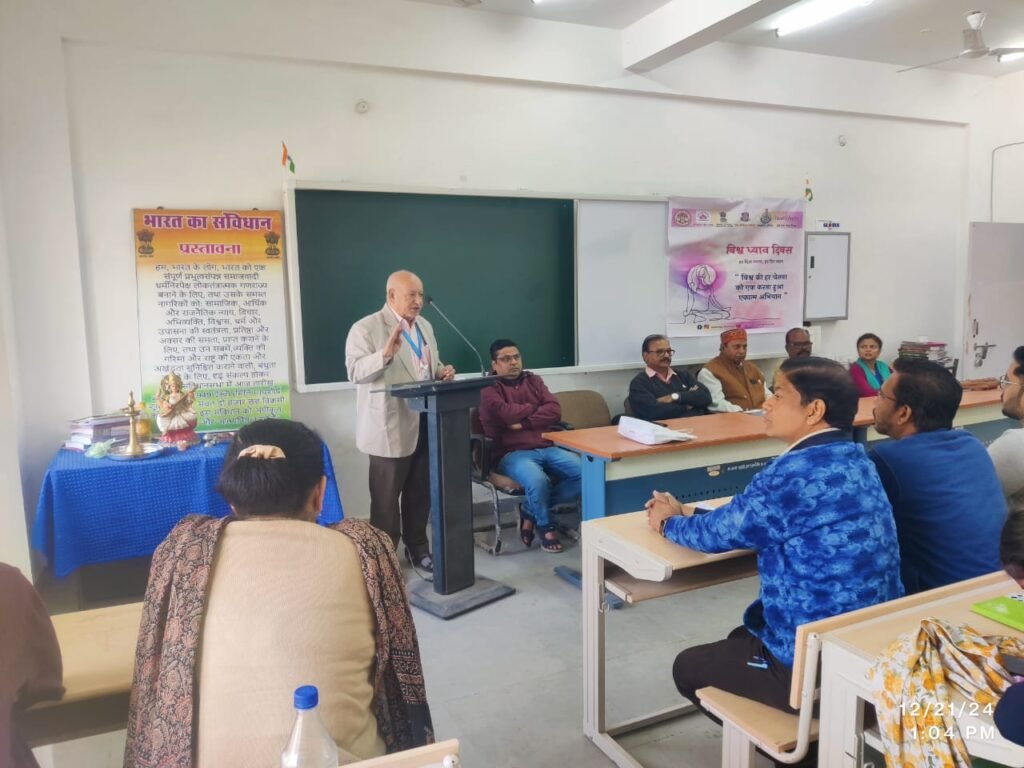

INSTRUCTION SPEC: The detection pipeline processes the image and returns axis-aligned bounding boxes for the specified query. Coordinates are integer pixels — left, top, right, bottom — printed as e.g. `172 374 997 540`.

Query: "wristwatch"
658 518 669 537
671 392 680 402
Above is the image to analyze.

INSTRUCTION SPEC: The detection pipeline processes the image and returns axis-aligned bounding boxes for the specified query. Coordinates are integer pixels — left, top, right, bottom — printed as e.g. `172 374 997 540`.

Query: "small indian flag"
804 179 813 202
281 142 295 173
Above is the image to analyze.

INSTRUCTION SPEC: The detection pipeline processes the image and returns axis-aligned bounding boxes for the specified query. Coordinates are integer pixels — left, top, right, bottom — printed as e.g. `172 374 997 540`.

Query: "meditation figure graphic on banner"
156 371 199 446
666 197 805 337
682 263 731 325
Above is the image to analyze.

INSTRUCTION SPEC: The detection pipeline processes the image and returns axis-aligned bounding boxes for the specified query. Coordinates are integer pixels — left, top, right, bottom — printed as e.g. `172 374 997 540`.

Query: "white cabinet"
804 232 850 322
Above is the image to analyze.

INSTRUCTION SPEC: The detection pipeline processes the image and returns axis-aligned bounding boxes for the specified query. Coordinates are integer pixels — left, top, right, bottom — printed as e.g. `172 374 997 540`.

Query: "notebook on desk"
971 593 1024 632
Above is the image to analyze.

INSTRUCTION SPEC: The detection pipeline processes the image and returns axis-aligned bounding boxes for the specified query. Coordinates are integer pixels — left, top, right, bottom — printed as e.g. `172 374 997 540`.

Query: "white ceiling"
407 0 1024 77
405 0 673 29
725 0 1024 76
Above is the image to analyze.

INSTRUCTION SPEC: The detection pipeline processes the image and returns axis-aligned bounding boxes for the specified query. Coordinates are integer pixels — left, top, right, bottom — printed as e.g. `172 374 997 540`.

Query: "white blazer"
345 306 445 458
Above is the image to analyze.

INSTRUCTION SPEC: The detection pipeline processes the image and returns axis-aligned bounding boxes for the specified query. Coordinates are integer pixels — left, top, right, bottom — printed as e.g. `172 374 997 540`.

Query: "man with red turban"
697 328 772 412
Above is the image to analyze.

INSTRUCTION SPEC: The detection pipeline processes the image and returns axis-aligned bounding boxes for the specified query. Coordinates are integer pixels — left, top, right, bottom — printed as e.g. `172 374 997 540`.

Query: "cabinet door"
967 222 1024 378
804 232 850 322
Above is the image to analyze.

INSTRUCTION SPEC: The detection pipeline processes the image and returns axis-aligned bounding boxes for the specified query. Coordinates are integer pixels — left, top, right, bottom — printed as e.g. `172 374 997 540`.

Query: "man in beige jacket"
345 271 455 574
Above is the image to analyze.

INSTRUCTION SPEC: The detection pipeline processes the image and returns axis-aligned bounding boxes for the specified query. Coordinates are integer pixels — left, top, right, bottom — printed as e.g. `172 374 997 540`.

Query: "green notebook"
972 593 1024 632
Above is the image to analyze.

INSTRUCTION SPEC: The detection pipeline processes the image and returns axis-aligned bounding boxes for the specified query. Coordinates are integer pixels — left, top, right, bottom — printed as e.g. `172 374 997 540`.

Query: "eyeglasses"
787 341 812 348
496 354 521 363
999 375 1016 389
876 389 897 402
647 349 675 356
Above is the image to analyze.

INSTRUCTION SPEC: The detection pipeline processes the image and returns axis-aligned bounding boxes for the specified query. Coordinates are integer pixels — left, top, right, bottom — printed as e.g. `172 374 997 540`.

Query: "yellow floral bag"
868 618 1024 768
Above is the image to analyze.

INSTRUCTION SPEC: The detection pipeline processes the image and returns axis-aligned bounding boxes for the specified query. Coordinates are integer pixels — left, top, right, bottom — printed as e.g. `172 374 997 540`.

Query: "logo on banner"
718 212 728 224
759 209 773 225
696 210 711 224
773 211 805 228
740 211 750 223
671 209 691 227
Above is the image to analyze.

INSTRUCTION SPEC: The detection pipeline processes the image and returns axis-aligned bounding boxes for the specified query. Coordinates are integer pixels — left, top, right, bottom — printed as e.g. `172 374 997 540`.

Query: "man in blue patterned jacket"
647 356 904 718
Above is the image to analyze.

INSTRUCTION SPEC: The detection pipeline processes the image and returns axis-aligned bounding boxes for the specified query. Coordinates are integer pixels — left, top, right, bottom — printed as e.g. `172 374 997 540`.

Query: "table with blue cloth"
32 442 345 577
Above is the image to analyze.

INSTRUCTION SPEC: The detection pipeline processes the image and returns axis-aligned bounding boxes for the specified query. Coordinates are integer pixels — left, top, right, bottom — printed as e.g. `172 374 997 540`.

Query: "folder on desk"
617 416 695 446
971 593 1024 632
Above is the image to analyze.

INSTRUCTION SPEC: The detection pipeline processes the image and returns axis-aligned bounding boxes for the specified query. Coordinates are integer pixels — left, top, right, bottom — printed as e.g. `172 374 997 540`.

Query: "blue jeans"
497 447 582 529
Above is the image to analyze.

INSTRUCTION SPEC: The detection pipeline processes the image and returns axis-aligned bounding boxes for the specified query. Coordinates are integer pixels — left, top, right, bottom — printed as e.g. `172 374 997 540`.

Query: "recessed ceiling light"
775 0 873 38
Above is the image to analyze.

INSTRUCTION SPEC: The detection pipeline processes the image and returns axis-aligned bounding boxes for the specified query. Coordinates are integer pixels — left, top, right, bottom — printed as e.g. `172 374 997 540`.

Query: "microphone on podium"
425 296 487 376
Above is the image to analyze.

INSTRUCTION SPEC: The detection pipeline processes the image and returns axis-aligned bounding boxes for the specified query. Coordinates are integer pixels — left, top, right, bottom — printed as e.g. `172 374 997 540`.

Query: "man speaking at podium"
346 270 456 575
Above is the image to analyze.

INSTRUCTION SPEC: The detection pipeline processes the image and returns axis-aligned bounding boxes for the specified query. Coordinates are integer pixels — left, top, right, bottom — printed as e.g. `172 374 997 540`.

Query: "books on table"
64 413 131 451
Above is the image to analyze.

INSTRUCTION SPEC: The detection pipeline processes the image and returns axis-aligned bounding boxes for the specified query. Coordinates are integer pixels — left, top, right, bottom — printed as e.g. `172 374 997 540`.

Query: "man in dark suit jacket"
628 334 711 422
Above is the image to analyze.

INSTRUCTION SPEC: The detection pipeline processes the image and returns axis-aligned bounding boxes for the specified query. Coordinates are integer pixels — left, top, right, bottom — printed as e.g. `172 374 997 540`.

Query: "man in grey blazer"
345 270 455 574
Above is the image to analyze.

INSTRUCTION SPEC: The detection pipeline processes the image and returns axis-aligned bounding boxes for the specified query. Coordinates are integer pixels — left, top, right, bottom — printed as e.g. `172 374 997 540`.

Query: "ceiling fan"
898 10 1024 73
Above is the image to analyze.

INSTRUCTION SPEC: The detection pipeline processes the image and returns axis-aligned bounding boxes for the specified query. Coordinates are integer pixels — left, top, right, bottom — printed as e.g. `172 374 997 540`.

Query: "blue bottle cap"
294 685 319 710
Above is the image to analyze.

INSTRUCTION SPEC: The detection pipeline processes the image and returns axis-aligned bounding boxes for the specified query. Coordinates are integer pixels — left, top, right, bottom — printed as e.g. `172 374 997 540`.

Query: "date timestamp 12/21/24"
899 700 997 741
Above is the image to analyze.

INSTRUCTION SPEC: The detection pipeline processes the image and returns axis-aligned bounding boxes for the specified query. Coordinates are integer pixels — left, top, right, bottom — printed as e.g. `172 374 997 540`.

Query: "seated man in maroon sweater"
478 339 582 554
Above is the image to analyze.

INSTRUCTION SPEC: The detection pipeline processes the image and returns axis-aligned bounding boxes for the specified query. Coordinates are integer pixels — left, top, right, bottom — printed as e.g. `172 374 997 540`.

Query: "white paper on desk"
617 416 695 446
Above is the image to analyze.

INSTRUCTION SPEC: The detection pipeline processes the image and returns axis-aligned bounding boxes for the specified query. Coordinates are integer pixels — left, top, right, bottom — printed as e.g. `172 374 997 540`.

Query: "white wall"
0 0 1010 568
0 182 31 576
989 70 1024 224
61 38 969 518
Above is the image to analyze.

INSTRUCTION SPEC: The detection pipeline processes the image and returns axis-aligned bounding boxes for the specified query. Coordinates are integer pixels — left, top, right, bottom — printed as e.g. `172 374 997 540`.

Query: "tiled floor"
34 519 762 768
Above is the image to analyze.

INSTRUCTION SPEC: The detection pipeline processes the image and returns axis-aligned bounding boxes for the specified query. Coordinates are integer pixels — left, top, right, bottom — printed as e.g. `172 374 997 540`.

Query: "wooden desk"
18 602 141 746
548 412 779 521
854 388 1008 444
550 390 1010 521
348 739 459 767
581 505 757 768
818 573 1024 768
21 604 460 767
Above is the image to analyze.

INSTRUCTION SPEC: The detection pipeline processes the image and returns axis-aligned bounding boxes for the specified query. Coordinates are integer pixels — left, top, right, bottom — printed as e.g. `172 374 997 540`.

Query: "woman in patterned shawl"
124 419 432 768
647 356 904 720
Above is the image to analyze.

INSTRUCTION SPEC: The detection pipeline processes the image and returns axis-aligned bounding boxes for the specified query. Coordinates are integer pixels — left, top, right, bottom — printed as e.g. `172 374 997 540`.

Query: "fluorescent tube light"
775 0 872 37
999 51 1024 63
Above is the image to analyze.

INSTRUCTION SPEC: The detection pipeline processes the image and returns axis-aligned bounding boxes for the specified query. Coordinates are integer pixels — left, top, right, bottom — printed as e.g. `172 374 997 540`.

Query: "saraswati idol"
155 371 199 446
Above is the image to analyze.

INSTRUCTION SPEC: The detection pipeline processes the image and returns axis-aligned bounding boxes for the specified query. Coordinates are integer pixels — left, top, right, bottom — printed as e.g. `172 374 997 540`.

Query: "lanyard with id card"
402 324 431 380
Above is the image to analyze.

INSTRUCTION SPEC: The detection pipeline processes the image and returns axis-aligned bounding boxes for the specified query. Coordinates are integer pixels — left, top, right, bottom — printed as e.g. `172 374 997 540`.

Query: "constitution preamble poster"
134 208 291 431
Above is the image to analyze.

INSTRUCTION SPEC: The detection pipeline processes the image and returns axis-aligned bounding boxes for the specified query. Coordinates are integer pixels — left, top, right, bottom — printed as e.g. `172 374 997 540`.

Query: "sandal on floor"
539 530 563 554
519 514 536 548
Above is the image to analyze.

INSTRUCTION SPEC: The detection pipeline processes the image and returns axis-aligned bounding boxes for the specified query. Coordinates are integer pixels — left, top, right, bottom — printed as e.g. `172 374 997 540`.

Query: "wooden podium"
389 377 515 618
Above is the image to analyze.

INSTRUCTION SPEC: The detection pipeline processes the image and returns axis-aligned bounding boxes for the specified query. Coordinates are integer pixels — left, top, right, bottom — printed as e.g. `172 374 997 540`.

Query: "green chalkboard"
292 189 576 386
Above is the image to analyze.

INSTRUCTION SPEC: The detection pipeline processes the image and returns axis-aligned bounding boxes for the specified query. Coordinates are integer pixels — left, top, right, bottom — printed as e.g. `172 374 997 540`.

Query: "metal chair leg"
489 484 503 555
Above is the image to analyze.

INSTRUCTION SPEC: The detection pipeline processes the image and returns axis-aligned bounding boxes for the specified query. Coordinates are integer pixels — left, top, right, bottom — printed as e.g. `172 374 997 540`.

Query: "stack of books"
898 341 954 372
64 413 132 452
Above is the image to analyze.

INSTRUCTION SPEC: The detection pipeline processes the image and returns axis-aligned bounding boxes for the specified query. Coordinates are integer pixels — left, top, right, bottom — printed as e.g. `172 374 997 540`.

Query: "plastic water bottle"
280 685 339 768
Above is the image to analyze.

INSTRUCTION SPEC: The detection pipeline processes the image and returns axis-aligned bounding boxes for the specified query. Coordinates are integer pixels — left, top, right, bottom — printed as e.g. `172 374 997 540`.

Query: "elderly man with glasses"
869 357 1006 594
697 328 772 413
988 346 1024 503
628 334 711 422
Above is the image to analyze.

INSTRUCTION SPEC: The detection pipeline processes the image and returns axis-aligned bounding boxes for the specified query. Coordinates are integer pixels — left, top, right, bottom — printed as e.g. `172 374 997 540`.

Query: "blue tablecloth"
32 442 344 577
